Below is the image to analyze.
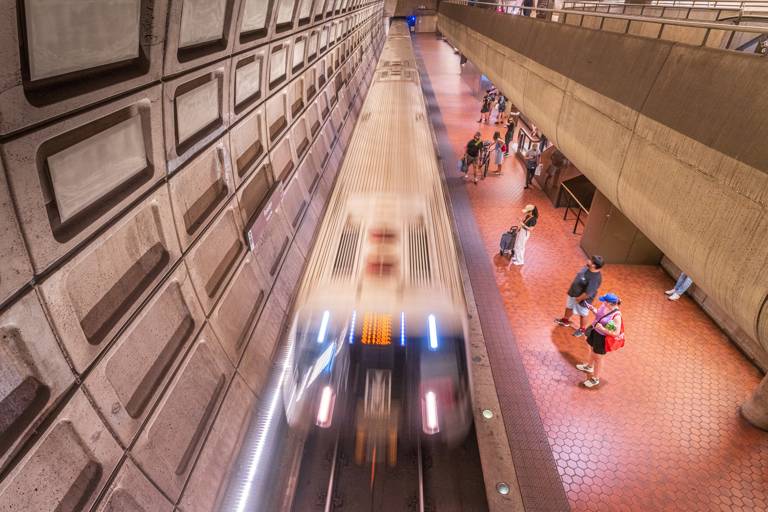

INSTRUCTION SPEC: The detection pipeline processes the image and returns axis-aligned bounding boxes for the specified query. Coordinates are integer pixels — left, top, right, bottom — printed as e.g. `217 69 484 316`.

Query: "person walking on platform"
497 95 507 125
576 293 624 388
508 204 538 266
666 271 693 301
478 94 491 123
464 132 484 185
491 131 505 175
504 118 515 156
524 144 540 189
555 255 604 337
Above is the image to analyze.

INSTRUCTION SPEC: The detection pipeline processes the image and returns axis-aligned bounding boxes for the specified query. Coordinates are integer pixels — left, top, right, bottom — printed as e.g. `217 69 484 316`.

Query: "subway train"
282 20 472 466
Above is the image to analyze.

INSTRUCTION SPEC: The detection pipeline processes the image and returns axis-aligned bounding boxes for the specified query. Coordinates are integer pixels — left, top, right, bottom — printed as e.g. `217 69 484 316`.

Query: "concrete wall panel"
233 0 276 53
186 201 248 314
163 61 231 174
273 242 307 311
292 117 312 161
247 194 293 283
231 46 269 122
237 160 276 226
168 139 236 251
0 161 32 305
0 0 168 136
39 187 180 374
95 459 174 512
0 291 74 473
266 89 291 143
2 85 165 273
0 390 122 512
556 93 632 205
163 0 239 77
271 135 298 182
238 292 287 397
178 374 256 512
131 325 233 501
229 107 269 187
209 253 270 365
84 264 205 446
281 174 311 233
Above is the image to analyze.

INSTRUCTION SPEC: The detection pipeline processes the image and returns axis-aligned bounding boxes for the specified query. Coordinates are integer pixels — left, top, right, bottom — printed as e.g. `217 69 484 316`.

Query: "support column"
742 373 768 431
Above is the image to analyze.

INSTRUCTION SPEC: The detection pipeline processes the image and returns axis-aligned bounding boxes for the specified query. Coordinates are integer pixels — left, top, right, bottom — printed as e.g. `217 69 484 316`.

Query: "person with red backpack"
576 293 625 388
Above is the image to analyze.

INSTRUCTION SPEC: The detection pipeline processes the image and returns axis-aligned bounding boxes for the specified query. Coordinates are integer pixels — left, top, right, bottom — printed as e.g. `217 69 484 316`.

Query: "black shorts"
587 330 606 355
466 155 478 165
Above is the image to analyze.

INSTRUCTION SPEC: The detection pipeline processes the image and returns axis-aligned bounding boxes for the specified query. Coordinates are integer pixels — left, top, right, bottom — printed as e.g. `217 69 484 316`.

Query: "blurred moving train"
282 20 472 469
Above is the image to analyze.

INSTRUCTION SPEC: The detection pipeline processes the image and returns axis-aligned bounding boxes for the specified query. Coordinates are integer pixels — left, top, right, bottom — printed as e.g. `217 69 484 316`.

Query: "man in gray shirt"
555 255 604 336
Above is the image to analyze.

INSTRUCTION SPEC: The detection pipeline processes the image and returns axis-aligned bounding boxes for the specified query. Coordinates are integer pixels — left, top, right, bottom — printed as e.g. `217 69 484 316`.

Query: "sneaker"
668 293 681 301
473 179 478 185
576 363 594 373
554 318 570 327
583 377 600 388
572 328 585 337
664 289 676 295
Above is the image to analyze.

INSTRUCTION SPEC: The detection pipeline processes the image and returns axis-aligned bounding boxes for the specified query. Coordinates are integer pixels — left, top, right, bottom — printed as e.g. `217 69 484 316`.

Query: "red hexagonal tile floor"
413 34 768 511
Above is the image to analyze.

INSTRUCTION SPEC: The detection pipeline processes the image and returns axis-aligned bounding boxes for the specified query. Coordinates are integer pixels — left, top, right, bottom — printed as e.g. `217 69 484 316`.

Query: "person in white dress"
509 204 538 266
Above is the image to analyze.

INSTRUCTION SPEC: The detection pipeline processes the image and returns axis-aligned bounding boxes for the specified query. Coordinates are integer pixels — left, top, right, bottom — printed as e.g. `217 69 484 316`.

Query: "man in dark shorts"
554 255 604 336
464 131 483 185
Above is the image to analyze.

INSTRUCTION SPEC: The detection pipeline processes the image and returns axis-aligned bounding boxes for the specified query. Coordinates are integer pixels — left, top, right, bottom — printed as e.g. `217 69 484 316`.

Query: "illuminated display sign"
361 313 392 346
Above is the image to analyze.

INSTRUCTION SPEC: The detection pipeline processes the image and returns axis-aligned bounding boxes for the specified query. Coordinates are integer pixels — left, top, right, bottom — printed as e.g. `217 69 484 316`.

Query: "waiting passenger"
464 132 484 185
577 293 625 388
490 131 505 175
666 272 693 301
497 95 507 125
524 144 540 189
555 255 604 337
478 94 491 123
508 204 538 267
504 119 515 156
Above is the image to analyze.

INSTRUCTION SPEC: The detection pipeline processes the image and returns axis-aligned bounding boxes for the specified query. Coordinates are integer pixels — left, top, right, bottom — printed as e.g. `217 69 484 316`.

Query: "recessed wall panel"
229 108 268 185
0 292 75 474
24 0 141 80
233 48 267 117
0 390 122 512
163 0 236 76
245 190 292 283
0 161 32 304
281 174 309 232
239 294 286 394
237 160 275 226
2 85 164 273
83 264 205 446
164 61 230 173
95 459 173 512
179 375 256 512
269 44 289 90
0 0 168 135
266 91 290 142
209 253 270 365
168 139 235 250
185 200 247 314
39 187 181 374
271 136 297 182
131 325 233 501
272 242 307 311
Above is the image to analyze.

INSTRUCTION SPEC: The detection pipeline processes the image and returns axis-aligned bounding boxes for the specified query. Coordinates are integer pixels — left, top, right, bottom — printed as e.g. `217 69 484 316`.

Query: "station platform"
413 33 768 512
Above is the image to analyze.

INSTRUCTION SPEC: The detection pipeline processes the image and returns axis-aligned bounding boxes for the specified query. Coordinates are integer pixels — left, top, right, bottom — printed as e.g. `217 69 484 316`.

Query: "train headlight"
316 385 336 428
422 391 440 434
428 314 438 350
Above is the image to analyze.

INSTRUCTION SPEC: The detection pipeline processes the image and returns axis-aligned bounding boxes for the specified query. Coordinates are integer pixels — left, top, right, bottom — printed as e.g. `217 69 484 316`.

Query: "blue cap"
599 293 620 304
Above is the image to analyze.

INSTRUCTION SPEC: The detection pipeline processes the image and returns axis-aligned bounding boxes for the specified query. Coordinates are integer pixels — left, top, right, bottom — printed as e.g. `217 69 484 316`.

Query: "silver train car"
282 20 472 464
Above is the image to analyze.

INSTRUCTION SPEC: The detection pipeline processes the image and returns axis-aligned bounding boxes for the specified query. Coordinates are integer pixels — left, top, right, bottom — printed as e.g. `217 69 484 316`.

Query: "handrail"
563 0 768 9
445 0 768 50
559 183 589 235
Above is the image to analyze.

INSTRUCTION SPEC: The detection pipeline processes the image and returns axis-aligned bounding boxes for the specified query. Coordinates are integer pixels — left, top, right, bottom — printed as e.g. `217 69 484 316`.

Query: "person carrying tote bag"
576 293 624 388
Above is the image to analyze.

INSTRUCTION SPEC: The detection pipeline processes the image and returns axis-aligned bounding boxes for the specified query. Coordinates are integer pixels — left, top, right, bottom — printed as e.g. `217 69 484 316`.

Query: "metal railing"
564 0 768 11
445 0 768 52
559 184 589 235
